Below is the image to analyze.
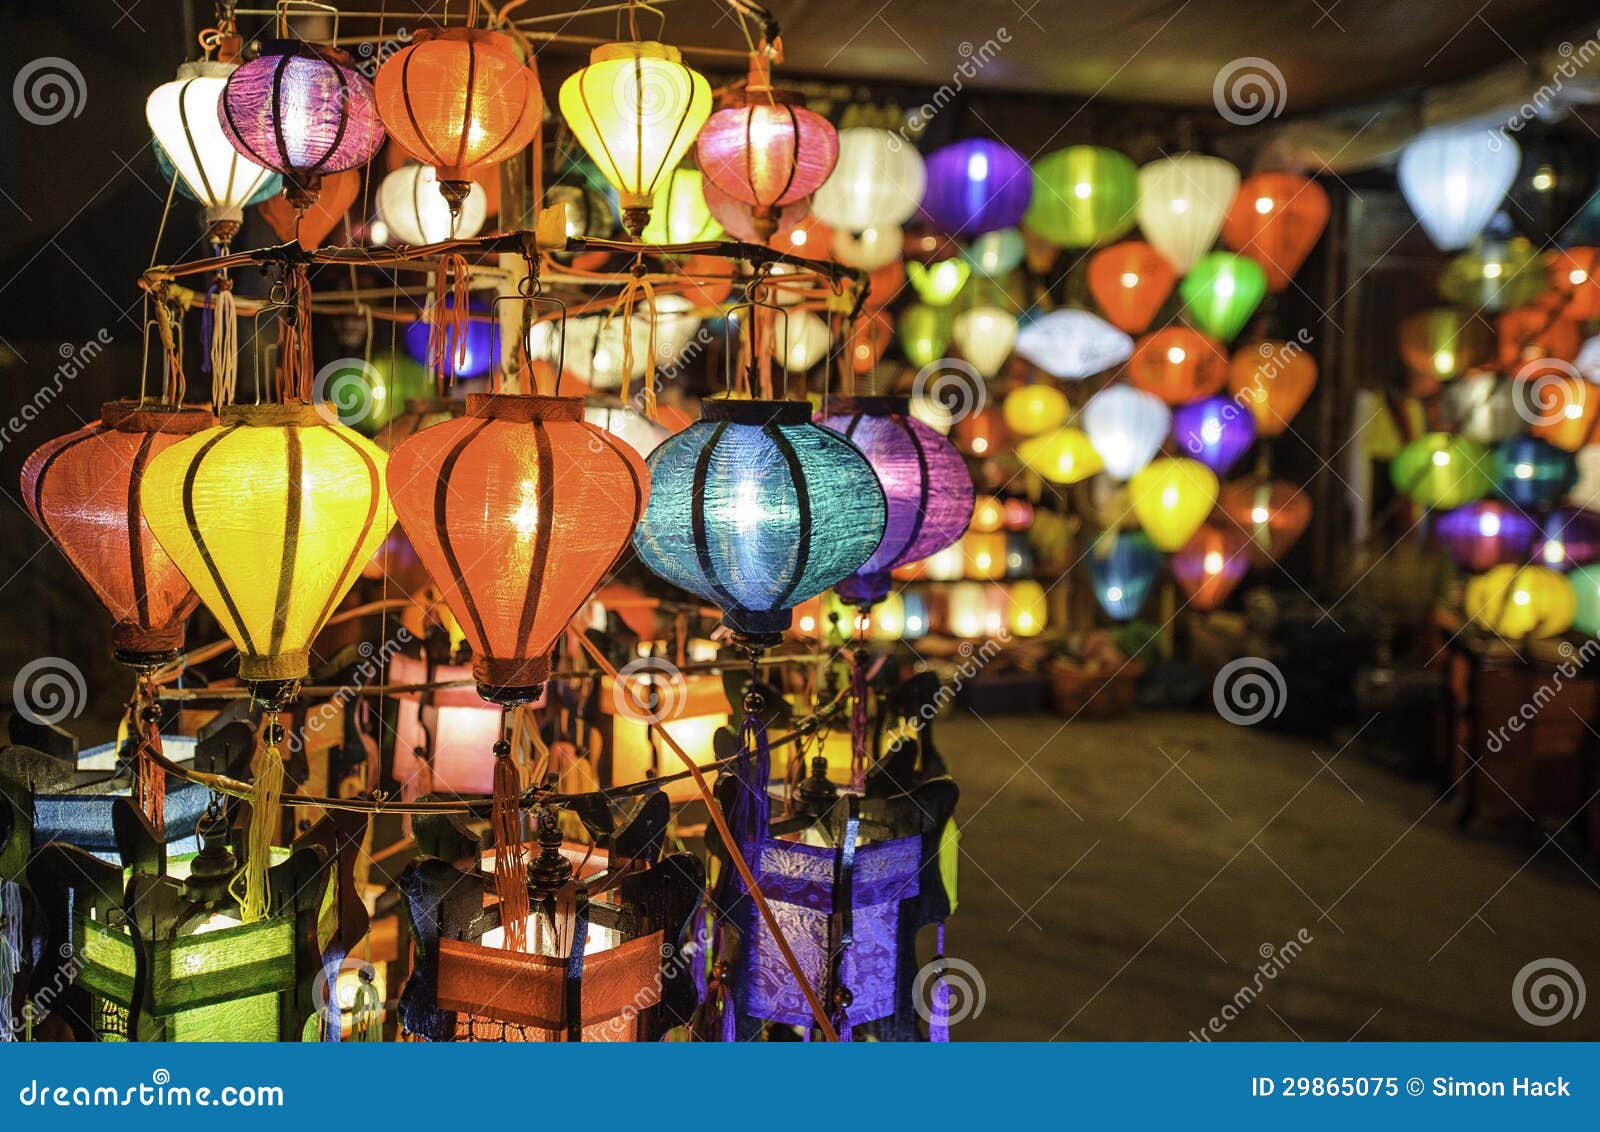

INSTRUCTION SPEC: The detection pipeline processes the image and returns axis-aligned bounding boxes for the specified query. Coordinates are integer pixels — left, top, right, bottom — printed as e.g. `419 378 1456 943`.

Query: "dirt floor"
938 710 1600 1041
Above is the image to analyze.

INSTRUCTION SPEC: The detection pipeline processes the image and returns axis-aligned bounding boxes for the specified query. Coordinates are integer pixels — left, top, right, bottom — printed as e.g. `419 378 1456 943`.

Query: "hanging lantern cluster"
147 61 275 245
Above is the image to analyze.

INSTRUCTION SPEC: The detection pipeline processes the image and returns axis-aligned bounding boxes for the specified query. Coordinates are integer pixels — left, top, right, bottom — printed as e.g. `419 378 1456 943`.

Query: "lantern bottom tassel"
234 728 285 923
928 924 951 1043
491 737 530 952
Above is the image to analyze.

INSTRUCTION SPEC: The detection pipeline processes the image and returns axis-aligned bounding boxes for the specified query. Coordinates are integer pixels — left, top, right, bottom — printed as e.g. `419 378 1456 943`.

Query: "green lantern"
1023 146 1139 248
898 303 954 367
1570 563 1600 635
1178 252 1268 341
1437 237 1547 313
640 167 723 244
906 257 972 306
321 352 433 435
1389 432 1495 508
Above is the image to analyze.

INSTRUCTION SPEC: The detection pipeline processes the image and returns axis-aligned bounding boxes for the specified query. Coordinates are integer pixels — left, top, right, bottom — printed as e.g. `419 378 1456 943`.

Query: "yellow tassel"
233 729 285 923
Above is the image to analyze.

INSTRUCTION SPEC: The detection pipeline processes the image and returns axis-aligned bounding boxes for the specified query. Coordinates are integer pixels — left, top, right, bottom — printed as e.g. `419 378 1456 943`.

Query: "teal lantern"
963 228 1026 275
1493 435 1575 508
1570 563 1600 635
152 137 281 207
1178 252 1268 341
632 399 887 642
1089 530 1162 620
317 352 434 435
1390 433 1494 508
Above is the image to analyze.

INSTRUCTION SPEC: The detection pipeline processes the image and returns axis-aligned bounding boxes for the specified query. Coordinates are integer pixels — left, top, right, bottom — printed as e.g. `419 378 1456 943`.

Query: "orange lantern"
1497 300 1581 368
1525 366 1600 453
1087 241 1177 334
1227 340 1318 437
953 405 1007 458
862 259 908 313
847 311 894 375
1221 172 1330 292
1128 328 1228 405
962 530 1006 580
669 254 736 308
1171 524 1252 611
1398 307 1495 386
1547 247 1600 321
1218 477 1313 566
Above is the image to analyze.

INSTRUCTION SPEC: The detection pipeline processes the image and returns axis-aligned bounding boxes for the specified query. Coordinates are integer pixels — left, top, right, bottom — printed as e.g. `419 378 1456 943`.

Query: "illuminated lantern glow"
1087 241 1176 334
1497 298 1581 371
1389 433 1494 509
376 164 487 244
1178 252 1268 341
919 138 1032 239
1129 457 1219 551
954 405 1007 458
316 352 433 436
1535 508 1600 571
962 530 1006 581
1397 125 1519 251
632 399 887 639
528 311 649 391
1441 372 1520 447
898 303 954 368
952 306 1018 378
1218 477 1312 566
1398 307 1496 386
970 495 1005 533
1128 327 1228 405
1082 384 1171 480
1434 501 1538 573
1089 530 1161 620
1023 146 1138 248
146 61 276 242
1547 247 1600 321
906 258 971 307
1013 309 1133 379
559 41 712 235
847 310 894 376
640 166 724 244
404 307 495 380
832 225 903 271
219 40 385 208
142 404 391 684
1171 395 1256 476
1227 340 1318 438
1002 383 1069 437
702 175 812 244
1221 172 1329 292
389 653 502 798
1018 427 1104 485
547 182 617 242
1008 579 1048 637
1464 564 1575 638
1171 524 1252 611
964 228 1026 275
862 258 908 312
920 542 965 582
1523 367 1600 452
901 591 929 638
1136 154 1240 273
585 401 670 458
23 403 214 666
153 137 280 211
946 582 987 638
811 127 926 232
374 28 541 212
1573 563 1600 634
1438 238 1546 313
771 310 832 371
1493 435 1575 508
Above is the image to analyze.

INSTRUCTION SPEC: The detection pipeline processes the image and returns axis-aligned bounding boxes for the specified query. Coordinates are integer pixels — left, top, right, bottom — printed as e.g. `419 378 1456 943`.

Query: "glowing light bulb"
1431 450 1451 467
1514 462 1534 479
1513 588 1531 605
1106 585 1124 602
1250 505 1270 524
733 477 765 529
967 150 990 181
1532 168 1555 191
1170 198 1190 214
1073 181 1092 199
1166 345 1187 365
1567 402 1584 420
972 437 989 454
1254 196 1274 214
1570 269 1588 286
1433 349 1454 375
1203 550 1224 575
1544 541 1565 565
1482 262 1503 279
1161 485 1180 508
799 614 817 633
1479 511 1501 537
1121 271 1140 288
511 480 540 539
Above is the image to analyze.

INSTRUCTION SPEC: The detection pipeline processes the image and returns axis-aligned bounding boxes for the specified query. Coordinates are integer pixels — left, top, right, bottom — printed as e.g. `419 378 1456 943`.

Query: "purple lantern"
819 395 975 606
1537 508 1600 571
1172 395 1256 476
219 40 385 207
918 139 1033 240
403 304 495 379
1436 501 1539 572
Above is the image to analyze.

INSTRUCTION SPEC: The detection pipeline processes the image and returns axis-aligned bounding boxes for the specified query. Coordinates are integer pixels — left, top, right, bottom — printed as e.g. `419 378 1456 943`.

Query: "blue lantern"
963 228 1026 275
403 304 495 380
1172 395 1256 476
633 399 888 640
1493 436 1574 508
1090 530 1162 620
901 591 929 639
919 139 1033 239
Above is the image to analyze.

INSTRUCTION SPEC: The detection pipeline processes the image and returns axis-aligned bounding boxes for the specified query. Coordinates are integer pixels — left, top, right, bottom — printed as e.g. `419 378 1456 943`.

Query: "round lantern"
1397 126 1519 251
1019 427 1104 485
811 127 926 232
846 310 894 375
142 404 391 686
1172 395 1256 476
962 530 1006 581
771 310 832 371
219 40 384 208
1128 327 1228 405
586 401 670 458
23 403 215 667
639 167 724 244
1493 435 1574 508
1499 303 1581 370
559 41 712 235
1389 433 1494 508
1536 508 1600 571
919 139 1032 239
952 306 1018 378
376 164 487 244
1083 384 1170 480
1087 242 1177 334
1089 530 1161 620
1003 384 1069 438
1439 372 1520 446
970 495 1005 533
1137 154 1240 273
1227 340 1318 438
964 228 1026 275
146 61 275 243
1023 146 1138 248
1547 248 1600 322
1221 172 1330 292
898 303 953 368
1523 367 1600 452
1178 252 1268 341
703 175 811 244
1438 238 1546 313
633 399 887 639
1434 501 1538 573
1171 525 1252 611
403 307 494 379
1218 477 1312 565
1398 308 1496 385
1008 579 1048 637
1130 457 1218 551
374 29 541 212
1014 309 1133 380
833 225 903 271
1464 564 1575 639
954 405 1007 457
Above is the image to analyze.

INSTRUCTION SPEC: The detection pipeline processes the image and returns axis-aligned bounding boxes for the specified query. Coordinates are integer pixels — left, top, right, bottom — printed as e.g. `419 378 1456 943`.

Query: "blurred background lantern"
1397 125 1518 251
1536 508 1600 571
1003 383 1069 437
901 591 929 637
1221 172 1330 292
319 351 432 435
1008 579 1048 637
545 182 618 242
528 310 650 390
898 303 954 368
962 530 1007 580
1524 368 1600 452
1087 241 1176 334
1005 530 1034 577
832 224 902 270
1398 308 1496 385
1464 564 1575 638
1546 248 1600 321
1503 123 1599 246
812 126 926 231
376 165 488 244
1218 477 1312 565
1003 497 1034 530
906 257 972 306
971 494 1005 533
1128 327 1228 404
1083 384 1170 479
952 306 1018 377
846 310 894 375
946 582 988 638
1171 524 1251 611
1493 435 1575 508
389 653 501 799
1014 309 1133 379
1089 530 1162 620
1438 238 1546 312
1389 433 1494 509
964 228 1026 275
146 61 275 243
1570 563 1600 634
1227 340 1317 437
1435 501 1539 572
954 404 1007 457
1439 372 1520 446
586 400 671 458
1178 252 1267 341
770 310 832 372
1498 301 1581 369
1130 457 1218 550
919 138 1032 238
1018 427 1104 485
1172 395 1256 476
641 167 724 243
921 542 965 582
1023 146 1138 248
404 305 494 379
1136 153 1240 273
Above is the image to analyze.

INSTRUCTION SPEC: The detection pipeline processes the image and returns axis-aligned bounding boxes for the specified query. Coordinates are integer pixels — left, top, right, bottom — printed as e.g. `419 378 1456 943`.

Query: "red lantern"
862 260 908 313
1171 524 1252 610
953 405 1008 458
1218 477 1312 566
1088 241 1176 334
1546 247 1600 321
1525 365 1600 453
1221 172 1330 292
1128 328 1228 405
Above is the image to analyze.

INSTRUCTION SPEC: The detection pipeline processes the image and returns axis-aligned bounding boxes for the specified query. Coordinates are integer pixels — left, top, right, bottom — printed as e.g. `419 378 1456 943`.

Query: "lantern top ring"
464 393 585 422
101 400 215 434
700 398 811 425
252 37 357 68
221 402 338 427
589 40 685 65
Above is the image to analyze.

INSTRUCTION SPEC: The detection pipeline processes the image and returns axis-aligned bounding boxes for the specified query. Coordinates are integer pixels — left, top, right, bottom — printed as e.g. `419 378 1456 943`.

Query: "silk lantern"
965 228 1026 275
898 303 953 368
1023 146 1138 248
141 404 391 686
952 306 1018 378
1014 309 1133 379
1137 154 1240 273
1547 248 1600 321
833 225 903 271
1437 372 1517 446
962 530 1007 580
147 61 275 244
703 175 811 244
585 402 670 458
1397 126 1519 251
1089 530 1161 620
1008 579 1048 637
527 311 649 391
1087 242 1176 334
559 42 712 235
812 127 926 232
23 403 214 667
1493 435 1574 508
1499 302 1581 369
1572 564 1600 634
632 399 887 640
905 257 971 308
846 310 894 375
640 167 724 244
403 308 494 379
1438 238 1546 313
153 137 280 211
1398 308 1495 385
1221 172 1329 292
1003 383 1069 438
1128 328 1228 404
1435 501 1538 573
1083 384 1170 480
1019 427 1104 485
1464 564 1575 638
954 405 1006 457
374 29 541 213
219 40 384 208
1218 477 1312 565
1172 395 1256 476
1171 524 1251 611
1524 369 1600 452
919 139 1032 239
1227 340 1317 438
1178 252 1267 341
1389 433 1494 508
771 310 832 371
1130 457 1218 551
376 164 487 244
1536 508 1600 571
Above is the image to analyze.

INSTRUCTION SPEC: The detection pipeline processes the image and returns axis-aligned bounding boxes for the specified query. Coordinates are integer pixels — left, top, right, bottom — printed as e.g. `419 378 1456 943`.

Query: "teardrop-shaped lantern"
898 303 953 368
1130 457 1218 551
1227 340 1318 438
1128 327 1228 405
1439 372 1520 446
919 138 1032 239
1083 384 1171 480
1389 433 1494 508
632 399 887 640
812 127 926 232
1014 309 1133 379
1221 172 1329 292
1534 507 1600 571
154 137 281 212
1137 154 1240 273
1398 308 1495 385
147 61 275 244
771 310 832 371
1434 501 1538 573
1498 302 1581 370
24 403 216 667
559 41 712 235
1090 530 1162 620
1464 564 1575 638
1172 395 1256 476
1088 241 1177 334
1397 126 1519 251
818 396 974 606
1019 427 1104 485
376 164 488 244
374 29 541 212
952 306 1018 378
1547 248 1600 321
1171 524 1252 611
219 40 385 208
832 224 903 271
640 166 724 244
1218 477 1312 566
1438 238 1545 313
1023 146 1138 248
964 228 1026 275
142 404 391 686
1523 367 1600 452
1494 435 1574 508
1178 252 1267 341
387 395 645 702
1003 383 1069 438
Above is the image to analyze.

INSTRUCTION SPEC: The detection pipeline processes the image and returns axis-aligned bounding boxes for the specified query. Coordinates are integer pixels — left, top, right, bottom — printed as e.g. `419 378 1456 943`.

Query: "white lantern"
1014 309 1133 379
948 582 987 637
376 164 487 245
812 127 926 232
650 292 703 366
530 314 651 390
1576 335 1600 383
1136 153 1240 273
1397 126 1519 251
584 402 669 457
952 306 1018 378
832 225 903 270
145 61 274 242
1082 384 1171 480
770 310 831 371
922 542 965 581
1573 446 1600 512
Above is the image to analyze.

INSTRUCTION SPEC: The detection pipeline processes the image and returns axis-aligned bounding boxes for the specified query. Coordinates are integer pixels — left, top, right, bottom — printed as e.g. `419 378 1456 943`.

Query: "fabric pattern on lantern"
1227 340 1317 437
376 164 488 244
1128 327 1228 404
1221 172 1329 292
1089 530 1161 620
147 61 276 240
1397 126 1519 251
696 80 837 240
919 138 1032 239
1013 309 1133 379
811 127 926 232
1087 241 1177 334
1023 146 1138 248
1083 384 1170 480
1136 154 1240 273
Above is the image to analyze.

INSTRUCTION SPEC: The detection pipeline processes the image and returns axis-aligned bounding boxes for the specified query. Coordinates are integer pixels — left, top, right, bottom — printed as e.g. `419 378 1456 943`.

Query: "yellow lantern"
971 495 1005 533
558 41 712 235
963 530 1007 580
1003 384 1069 437
1464 564 1576 639
1018 427 1104 485
142 404 391 684
871 591 907 640
640 166 724 244
922 542 965 582
1129 457 1218 551
1008 579 1047 637
948 582 987 638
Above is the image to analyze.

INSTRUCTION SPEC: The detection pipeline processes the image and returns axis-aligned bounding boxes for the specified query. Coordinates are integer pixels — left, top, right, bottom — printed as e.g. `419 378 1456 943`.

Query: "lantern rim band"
824 395 909 418
700 398 811 425
835 570 892 607
112 619 188 658
474 654 551 700
221 402 337 427
254 38 356 67
101 401 215 434
239 649 310 682
412 27 518 49
465 393 584 422
590 40 683 66
403 397 466 415
721 606 793 637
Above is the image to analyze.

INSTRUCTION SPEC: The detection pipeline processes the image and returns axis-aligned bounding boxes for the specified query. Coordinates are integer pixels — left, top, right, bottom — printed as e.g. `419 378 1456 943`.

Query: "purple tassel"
199 286 216 375
719 984 737 1043
929 924 951 1043
729 711 772 854
832 1007 852 1042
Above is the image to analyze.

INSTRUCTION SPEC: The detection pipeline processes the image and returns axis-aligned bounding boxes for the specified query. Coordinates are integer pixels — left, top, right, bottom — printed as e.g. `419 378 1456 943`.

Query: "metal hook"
491 289 568 396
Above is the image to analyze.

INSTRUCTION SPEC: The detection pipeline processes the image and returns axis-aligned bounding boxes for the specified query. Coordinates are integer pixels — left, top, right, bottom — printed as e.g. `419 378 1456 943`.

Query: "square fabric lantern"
390 652 507 799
